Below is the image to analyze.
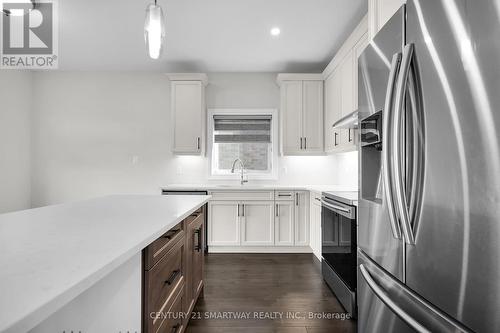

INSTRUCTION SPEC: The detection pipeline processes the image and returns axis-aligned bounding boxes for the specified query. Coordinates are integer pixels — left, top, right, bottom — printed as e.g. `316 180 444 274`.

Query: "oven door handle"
320 199 350 213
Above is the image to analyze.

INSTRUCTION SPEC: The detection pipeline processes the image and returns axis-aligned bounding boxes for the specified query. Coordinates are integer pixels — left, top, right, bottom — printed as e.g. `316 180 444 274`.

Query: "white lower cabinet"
294 191 309 246
309 191 322 260
207 190 310 252
208 201 240 246
275 201 294 246
240 202 275 246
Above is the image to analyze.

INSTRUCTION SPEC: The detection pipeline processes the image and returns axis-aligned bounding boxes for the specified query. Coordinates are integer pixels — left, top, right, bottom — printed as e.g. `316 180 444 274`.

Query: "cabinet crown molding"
166 73 208 86
276 73 324 86
322 14 368 79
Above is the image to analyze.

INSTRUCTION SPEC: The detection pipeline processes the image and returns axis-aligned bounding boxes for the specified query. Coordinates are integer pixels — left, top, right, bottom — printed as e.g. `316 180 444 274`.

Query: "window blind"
213 115 271 143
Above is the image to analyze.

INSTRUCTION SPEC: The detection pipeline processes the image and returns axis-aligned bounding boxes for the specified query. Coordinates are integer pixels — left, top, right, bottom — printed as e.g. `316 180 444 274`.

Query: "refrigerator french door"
358 1 500 332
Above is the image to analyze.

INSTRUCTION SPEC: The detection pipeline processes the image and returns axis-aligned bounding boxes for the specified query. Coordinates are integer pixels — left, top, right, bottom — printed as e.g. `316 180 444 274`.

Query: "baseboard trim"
208 246 313 253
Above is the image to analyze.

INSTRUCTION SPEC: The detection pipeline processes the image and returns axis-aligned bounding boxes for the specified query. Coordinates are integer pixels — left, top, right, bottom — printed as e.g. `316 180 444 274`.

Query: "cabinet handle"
276 204 279 217
162 228 180 240
295 193 299 206
237 204 240 217
304 137 307 149
348 129 352 143
164 269 181 285
278 194 292 197
195 228 202 252
300 137 303 149
197 137 200 150
170 324 181 333
334 132 338 146
242 204 245 217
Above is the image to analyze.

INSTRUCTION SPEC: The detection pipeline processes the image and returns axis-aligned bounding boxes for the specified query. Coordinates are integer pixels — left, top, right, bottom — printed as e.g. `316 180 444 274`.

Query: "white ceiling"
58 0 367 72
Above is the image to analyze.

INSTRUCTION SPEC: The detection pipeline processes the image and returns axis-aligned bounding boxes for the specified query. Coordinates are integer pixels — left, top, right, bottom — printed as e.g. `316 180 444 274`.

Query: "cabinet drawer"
275 190 295 201
156 285 184 333
209 190 273 201
144 239 185 331
144 221 185 270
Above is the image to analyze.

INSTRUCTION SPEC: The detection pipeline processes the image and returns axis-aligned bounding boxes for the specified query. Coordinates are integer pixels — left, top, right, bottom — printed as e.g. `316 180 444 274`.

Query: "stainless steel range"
320 191 357 317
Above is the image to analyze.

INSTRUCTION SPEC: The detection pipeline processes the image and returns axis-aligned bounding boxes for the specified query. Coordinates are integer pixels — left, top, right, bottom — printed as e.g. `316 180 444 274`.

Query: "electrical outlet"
131 155 139 165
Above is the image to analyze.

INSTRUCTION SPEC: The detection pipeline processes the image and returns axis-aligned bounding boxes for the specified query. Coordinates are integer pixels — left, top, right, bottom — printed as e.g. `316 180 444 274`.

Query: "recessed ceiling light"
270 27 281 37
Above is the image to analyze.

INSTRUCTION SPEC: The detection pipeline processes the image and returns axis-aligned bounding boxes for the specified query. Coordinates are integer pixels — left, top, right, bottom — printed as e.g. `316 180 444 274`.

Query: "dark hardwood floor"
186 254 356 333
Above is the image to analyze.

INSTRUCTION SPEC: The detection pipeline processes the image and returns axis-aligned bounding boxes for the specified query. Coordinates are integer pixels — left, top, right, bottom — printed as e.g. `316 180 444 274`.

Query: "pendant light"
144 0 165 59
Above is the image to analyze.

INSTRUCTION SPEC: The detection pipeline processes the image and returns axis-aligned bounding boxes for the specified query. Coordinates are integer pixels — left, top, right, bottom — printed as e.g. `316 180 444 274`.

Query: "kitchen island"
0 194 210 333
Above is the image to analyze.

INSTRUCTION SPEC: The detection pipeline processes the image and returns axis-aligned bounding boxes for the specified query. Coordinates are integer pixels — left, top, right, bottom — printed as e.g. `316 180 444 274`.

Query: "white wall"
0 71 32 213
31 72 357 206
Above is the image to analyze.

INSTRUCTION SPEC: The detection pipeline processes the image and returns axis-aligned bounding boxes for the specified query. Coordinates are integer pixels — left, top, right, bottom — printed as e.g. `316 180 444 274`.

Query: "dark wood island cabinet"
143 205 206 333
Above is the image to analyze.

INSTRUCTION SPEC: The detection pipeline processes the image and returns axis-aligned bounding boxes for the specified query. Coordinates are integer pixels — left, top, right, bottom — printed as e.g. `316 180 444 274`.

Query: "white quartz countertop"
0 194 210 333
162 184 358 193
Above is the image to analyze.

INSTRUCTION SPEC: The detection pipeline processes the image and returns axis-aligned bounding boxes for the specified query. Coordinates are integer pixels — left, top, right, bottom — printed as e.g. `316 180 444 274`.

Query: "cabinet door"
191 215 204 301
294 191 309 246
324 74 337 152
309 192 322 259
302 80 324 153
281 81 303 154
172 81 204 154
340 51 355 148
328 69 343 152
275 201 294 246
240 201 275 246
208 201 240 246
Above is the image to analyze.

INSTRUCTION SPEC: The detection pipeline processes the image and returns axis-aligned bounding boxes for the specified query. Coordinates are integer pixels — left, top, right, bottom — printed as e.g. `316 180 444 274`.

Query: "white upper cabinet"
277 74 324 155
302 80 324 153
369 0 406 39
167 74 208 155
325 68 342 152
281 81 303 154
322 16 368 154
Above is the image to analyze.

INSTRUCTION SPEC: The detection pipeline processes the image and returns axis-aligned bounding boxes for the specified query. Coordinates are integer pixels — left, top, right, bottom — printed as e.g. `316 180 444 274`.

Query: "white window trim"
207 108 279 181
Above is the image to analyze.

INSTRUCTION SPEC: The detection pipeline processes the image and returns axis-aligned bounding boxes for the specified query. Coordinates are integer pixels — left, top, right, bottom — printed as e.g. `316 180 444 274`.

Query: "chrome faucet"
231 158 248 185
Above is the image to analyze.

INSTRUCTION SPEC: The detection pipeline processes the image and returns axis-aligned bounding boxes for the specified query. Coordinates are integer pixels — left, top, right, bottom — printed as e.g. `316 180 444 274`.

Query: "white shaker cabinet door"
240 201 275 246
294 191 310 246
281 81 303 155
275 201 295 246
208 201 240 246
302 80 324 153
171 81 204 154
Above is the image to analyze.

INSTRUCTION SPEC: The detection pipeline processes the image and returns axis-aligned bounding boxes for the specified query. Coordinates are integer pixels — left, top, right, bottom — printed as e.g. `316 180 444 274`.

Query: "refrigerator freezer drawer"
357 249 471 333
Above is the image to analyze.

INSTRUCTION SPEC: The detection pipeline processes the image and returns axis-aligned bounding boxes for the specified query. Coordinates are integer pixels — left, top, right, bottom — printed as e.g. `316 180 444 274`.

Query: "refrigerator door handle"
359 264 431 333
393 43 416 245
382 53 403 240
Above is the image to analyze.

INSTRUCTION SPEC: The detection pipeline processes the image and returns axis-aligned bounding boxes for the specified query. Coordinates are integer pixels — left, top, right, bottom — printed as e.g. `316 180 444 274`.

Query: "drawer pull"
195 228 202 252
171 324 181 333
162 229 180 240
164 269 181 285
278 194 292 197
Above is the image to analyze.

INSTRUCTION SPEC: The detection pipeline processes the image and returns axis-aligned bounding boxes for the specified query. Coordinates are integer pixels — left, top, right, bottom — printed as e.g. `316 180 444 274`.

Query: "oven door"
321 197 357 290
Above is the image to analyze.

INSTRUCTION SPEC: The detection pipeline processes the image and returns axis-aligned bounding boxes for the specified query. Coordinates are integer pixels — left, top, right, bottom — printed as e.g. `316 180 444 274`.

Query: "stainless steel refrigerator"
357 0 500 332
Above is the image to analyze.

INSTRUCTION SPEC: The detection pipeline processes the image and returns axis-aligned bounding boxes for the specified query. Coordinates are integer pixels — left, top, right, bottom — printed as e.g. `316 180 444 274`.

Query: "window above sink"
208 109 278 180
